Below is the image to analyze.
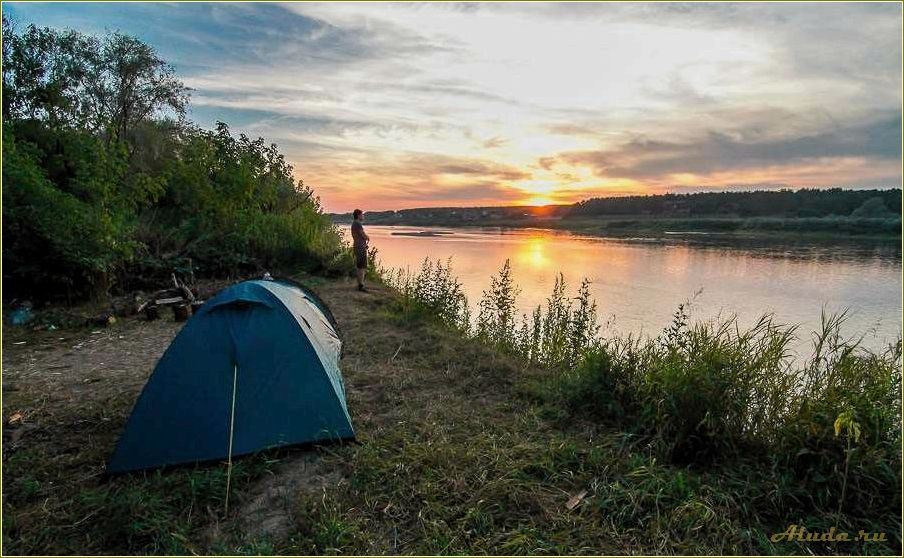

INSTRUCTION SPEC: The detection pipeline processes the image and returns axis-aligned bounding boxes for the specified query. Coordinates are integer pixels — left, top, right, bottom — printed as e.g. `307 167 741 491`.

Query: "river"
359 225 902 354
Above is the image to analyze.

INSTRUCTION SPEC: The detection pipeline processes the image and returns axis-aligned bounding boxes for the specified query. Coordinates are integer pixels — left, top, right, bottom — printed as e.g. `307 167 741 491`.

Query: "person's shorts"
355 246 368 270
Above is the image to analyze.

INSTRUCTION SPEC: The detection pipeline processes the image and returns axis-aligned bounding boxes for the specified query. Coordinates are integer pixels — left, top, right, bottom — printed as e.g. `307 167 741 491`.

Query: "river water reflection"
360 225 902 353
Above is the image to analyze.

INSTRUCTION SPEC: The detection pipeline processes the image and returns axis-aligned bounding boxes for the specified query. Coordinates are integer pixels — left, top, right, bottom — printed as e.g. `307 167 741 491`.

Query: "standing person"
351 209 370 292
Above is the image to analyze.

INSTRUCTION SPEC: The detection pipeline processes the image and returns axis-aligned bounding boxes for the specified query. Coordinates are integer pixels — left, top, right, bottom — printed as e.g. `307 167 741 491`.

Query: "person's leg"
355 247 368 291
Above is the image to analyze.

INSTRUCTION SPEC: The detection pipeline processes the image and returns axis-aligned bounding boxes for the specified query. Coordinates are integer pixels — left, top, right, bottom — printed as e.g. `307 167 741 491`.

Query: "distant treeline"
340 189 902 236
334 205 563 225
2 16 349 302
569 188 901 218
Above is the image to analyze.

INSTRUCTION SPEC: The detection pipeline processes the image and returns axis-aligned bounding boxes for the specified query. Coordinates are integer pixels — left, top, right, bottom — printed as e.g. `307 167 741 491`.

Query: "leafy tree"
90 32 189 141
2 17 344 301
2 14 188 138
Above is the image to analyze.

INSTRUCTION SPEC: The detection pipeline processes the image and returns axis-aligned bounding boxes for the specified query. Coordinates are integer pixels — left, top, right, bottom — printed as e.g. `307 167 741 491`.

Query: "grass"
2 268 901 555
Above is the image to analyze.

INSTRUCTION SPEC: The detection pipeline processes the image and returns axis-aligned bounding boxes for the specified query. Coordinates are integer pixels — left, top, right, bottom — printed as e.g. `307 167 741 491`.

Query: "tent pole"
224 363 238 516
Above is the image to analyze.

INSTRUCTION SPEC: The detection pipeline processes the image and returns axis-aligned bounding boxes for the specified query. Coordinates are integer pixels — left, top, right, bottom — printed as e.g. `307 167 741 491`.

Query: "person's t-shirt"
351 220 367 249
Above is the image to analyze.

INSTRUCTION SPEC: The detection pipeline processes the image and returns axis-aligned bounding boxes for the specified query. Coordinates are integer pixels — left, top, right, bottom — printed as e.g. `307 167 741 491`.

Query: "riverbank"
2 275 900 555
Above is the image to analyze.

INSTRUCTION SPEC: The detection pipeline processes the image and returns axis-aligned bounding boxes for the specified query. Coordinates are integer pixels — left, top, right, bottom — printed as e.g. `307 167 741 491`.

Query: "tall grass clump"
384 258 601 369
383 257 471 332
532 274 599 369
573 307 803 463
476 260 520 352
774 312 902 518
473 261 600 368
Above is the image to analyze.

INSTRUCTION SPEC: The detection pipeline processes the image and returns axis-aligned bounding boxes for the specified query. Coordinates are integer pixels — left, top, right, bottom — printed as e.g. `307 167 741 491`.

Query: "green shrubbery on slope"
2 16 347 301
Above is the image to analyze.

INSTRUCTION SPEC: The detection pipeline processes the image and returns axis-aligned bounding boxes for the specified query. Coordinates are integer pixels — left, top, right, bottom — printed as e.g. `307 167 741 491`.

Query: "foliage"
476 259 520 351
2 16 188 138
851 196 893 217
569 188 902 219
2 16 346 300
383 259 600 369
382 257 471 332
135 121 342 279
557 309 901 540
2 125 144 296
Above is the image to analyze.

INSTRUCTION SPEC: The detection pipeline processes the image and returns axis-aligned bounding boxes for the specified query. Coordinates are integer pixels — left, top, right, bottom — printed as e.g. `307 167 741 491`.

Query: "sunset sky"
5 1 903 212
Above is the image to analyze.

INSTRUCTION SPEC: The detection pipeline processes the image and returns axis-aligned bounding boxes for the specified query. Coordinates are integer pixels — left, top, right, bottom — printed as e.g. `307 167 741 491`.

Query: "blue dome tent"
108 279 354 473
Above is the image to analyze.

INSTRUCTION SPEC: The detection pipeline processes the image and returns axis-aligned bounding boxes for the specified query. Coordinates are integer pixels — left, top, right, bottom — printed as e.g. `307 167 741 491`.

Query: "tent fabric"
107 279 354 473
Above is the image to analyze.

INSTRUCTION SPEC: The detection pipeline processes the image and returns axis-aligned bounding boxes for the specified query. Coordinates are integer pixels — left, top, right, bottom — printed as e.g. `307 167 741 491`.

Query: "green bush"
2 126 143 297
132 122 345 281
383 257 471 332
776 314 902 518
557 309 901 537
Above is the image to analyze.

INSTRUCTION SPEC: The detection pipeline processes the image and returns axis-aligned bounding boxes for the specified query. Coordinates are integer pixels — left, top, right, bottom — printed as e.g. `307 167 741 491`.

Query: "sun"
514 178 559 207
525 196 555 206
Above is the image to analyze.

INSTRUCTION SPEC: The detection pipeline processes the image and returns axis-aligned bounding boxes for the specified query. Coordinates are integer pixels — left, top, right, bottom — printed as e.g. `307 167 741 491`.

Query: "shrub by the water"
382 257 471 332
131 122 344 281
384 258 600 369
561 309 901 546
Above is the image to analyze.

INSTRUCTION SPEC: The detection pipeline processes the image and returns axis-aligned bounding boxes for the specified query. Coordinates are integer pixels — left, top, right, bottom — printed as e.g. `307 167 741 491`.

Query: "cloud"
405 154 530 181
6 1 902 211
558 112 902 181
544 124 599 137
481 136 509 149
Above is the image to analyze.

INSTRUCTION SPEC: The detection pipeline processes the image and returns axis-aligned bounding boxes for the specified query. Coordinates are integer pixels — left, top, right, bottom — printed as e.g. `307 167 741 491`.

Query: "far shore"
332 214 902 242
389 230 456 237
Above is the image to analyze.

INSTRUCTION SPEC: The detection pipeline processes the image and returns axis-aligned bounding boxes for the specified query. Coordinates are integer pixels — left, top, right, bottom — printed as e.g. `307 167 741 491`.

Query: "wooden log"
179 284 195 302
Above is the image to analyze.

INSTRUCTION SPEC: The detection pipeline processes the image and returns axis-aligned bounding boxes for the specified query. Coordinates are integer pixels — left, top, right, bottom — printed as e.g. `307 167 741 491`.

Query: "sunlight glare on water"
354 225 902 353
